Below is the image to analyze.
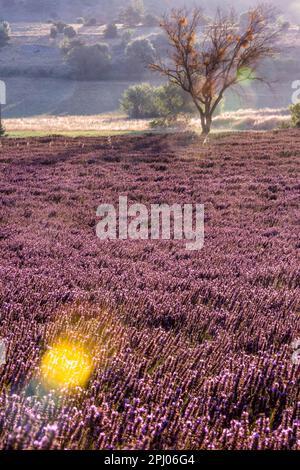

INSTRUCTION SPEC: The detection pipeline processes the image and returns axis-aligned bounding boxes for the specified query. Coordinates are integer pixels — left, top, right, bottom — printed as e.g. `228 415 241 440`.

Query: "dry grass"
4 113 150 133
3 107 291 137
203 107 290 132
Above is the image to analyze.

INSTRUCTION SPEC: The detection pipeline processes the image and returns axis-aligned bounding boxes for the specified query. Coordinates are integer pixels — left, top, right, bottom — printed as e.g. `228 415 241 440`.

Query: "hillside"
0 19 299 120
1 0 300 22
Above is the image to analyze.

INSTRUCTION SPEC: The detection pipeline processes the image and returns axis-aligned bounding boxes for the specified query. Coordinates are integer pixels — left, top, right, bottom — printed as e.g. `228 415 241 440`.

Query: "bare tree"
150 6 280 135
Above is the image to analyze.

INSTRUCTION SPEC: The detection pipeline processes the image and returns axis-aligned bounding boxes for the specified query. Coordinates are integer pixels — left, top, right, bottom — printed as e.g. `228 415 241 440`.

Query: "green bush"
121 82 196 119
125 38 155 74
148 33 169 53
104 23 118 39
0 121 6 137
120 30 133 46
118 6 142 26
143 13 159 27
53 21 67 33
50 26 58 39
154 83 195 118
60 38 83 55
121 83 157 118
63 26 77 39
289 103 300 128
66 43 111 80
0 21 10 48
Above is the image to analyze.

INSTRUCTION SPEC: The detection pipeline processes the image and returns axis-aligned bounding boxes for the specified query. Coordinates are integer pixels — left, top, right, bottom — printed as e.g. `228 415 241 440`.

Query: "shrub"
60 38 83 55
76 17 85 24
0 121 6 137
149 116 189 129
120 83 157 118
278 120 291 130
50 26 58 39
84 18 97 27
143 13 159 27
147 33 169 53
63 26 77 39
119 6 142 26
53 21 67 33
66 43 111 80
125 38 155 74
121 82 196 119
104 23 118 39
120 29 133 46
154 83 195 118
0 21 10 48
289 103 300 128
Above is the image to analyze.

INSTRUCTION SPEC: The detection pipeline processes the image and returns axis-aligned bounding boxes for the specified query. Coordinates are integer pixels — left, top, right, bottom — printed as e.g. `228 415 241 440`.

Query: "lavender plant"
0 132 299 450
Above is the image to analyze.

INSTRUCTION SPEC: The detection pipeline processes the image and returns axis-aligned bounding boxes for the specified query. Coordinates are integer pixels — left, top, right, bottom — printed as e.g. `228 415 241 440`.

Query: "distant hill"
0 0 129 22
0 0 297 22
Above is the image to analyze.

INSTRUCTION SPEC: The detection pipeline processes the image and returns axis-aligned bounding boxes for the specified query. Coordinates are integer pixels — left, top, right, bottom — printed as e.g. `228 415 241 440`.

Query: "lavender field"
0 131 299 450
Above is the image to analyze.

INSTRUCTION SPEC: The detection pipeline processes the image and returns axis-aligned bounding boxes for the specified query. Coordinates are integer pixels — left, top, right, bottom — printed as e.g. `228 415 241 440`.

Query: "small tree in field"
289 103 300 128
0 21 10 48
150 6 280 135
0 124 6 137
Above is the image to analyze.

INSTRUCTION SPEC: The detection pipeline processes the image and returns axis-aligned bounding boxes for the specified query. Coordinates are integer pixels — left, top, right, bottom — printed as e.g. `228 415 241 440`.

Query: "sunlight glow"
237 66 256 87
289 2 300 21
41 340 93 391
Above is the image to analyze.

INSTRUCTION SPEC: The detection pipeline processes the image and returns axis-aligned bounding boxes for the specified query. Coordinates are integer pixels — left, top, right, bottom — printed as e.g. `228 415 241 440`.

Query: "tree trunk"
200 113 212 136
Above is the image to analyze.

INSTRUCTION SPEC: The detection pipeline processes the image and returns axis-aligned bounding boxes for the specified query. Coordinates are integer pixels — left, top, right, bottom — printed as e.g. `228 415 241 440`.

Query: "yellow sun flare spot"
41 340 93 391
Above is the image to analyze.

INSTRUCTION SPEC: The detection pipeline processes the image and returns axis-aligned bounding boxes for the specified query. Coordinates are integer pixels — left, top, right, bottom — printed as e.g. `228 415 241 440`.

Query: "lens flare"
289 2 300 22
237 66 256 87
41 340 93 391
